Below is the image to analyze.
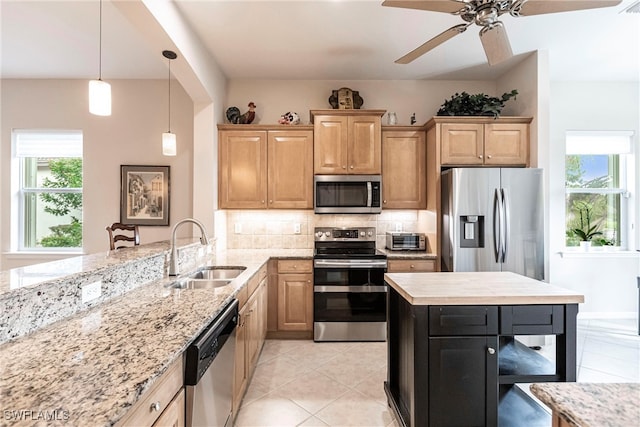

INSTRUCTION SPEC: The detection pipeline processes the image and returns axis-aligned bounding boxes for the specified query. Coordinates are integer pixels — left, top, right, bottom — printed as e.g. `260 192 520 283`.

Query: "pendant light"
89 0 111 116
162 50 178 156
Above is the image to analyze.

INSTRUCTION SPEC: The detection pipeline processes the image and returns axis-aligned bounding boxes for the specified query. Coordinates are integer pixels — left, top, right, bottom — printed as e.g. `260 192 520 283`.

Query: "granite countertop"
0 248 311 427
378 249 437 259
384 271 585 305
530 383 640 427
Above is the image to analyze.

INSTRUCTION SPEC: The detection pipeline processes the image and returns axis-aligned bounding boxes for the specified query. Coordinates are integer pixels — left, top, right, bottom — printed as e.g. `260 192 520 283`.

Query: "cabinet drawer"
387 259 435 272
277 259 312 274
117 358 183 427
429 306 499 336
500 305 564 335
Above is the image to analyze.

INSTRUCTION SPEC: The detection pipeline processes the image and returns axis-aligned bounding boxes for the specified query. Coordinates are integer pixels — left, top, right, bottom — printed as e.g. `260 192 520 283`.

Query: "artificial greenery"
437 89 518 118
570 202 603 242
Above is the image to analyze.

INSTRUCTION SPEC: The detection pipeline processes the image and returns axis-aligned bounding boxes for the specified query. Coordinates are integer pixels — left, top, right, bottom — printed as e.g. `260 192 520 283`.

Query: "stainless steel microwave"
314 175 382 214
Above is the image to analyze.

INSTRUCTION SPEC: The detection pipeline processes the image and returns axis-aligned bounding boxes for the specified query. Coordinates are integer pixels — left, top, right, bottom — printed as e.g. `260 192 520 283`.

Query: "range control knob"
316 231 324 238
360 231 365 237
367 231 374 237
324 231 331 237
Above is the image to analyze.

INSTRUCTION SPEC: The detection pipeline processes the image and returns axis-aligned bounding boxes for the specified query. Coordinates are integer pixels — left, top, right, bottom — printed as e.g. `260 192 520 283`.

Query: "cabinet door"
219 130 267 208
483 123 529 166
258 278 268 346
268 130 313 208
429 336 498 427
314 115 349 174
232 305 248 417
382 130 426 209
277 273 313 331
246 293 261 368
349 115 382 174
152 389 185 427
440 123 484 165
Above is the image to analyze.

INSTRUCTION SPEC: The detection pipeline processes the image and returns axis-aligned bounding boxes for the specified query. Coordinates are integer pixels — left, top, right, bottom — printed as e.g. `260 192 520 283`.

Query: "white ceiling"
1 0 639 82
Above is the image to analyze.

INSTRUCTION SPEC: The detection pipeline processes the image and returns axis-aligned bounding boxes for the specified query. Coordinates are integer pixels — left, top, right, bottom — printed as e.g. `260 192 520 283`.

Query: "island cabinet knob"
150 401 161 412
487 347 496 355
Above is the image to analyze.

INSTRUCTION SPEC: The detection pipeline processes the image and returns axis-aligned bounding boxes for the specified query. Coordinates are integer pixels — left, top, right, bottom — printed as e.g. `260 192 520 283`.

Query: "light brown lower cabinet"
232 264 268 420
387 259 436 273
277 260 313 331
116 358 184 427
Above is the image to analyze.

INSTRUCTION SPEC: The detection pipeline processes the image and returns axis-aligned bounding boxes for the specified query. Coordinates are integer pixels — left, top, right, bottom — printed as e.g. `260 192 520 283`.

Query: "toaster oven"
386 232 426 251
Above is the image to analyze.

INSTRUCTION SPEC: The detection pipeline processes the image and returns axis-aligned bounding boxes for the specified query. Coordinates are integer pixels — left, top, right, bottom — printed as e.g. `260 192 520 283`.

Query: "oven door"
313 261 387 323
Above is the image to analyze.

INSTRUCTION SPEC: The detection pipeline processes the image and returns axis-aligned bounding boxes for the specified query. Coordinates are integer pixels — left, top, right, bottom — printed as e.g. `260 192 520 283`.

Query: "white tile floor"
234 318 640 427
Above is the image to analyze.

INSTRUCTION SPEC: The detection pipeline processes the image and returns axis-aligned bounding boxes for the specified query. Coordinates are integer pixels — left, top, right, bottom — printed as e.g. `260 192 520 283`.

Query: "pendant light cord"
167 59 171 132
98 0 103 81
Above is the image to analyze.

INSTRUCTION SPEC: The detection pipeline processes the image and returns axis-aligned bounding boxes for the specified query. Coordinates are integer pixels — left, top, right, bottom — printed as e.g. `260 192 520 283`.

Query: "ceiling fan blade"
396 23 469 64
479 22 513 65
381 0 466 14
516 0 622 16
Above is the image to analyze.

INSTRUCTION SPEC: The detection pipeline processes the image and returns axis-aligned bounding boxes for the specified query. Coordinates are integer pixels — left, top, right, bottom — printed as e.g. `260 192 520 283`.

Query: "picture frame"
120 165 170 226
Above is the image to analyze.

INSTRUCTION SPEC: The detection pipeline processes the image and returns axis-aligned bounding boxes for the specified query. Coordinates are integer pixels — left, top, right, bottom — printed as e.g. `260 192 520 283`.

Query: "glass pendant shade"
89 79 111 116
162 132 177 156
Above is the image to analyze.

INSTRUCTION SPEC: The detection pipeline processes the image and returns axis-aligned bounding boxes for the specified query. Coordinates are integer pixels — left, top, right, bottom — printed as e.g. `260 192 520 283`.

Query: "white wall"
1 79 194 269
226 79 499 125
549 81 640 316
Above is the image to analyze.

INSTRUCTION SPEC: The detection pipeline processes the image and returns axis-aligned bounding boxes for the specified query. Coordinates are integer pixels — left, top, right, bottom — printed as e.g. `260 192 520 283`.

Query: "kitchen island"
384 271 584 427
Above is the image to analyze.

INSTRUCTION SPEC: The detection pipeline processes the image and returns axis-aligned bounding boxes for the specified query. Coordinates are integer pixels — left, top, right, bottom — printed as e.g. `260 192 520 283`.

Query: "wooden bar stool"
106 223 140 250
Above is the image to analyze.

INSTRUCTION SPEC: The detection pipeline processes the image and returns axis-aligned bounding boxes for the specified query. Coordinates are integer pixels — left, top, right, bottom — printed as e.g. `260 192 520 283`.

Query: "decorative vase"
580 241 591 251
387 112 397 125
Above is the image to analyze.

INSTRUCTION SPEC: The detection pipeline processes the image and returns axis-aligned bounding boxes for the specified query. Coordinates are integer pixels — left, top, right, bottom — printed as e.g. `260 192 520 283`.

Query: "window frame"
564 131 634 251
12 130 84 253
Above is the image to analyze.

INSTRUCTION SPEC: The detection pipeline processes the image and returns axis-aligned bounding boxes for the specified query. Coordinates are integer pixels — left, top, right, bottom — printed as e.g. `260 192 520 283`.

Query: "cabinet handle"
478 155 483 159
269 200 273 204
487 155 492 159
307 280 311 283
150 402 161 412
383 200 387 204
342 165 347 169
487 347 496 355
261 200 265 204
410 264 415 269
350 165 354 169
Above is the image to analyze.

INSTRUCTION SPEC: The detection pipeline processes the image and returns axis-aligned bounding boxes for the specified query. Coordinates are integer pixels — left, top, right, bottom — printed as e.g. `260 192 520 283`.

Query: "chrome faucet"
169 218 210 276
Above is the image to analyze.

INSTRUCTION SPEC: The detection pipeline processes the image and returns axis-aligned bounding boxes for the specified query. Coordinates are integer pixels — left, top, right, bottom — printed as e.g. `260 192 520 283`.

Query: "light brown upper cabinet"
218 126 314 209
382 128 426 209
433 117 532 166
311 109 385 174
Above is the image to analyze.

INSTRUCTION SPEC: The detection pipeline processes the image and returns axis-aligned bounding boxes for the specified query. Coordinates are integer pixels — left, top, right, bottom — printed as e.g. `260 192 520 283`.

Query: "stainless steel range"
313 227 388 342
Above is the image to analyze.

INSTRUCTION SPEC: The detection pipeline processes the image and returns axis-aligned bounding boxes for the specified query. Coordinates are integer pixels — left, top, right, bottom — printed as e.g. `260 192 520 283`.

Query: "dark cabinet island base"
383 272 584 427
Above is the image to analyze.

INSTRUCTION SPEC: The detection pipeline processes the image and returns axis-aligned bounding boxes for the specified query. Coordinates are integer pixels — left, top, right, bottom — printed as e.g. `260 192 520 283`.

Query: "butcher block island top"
384 271 585 305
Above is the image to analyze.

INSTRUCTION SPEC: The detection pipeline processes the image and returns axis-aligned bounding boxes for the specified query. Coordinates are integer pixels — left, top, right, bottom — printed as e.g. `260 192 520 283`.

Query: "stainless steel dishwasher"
185 299 238 427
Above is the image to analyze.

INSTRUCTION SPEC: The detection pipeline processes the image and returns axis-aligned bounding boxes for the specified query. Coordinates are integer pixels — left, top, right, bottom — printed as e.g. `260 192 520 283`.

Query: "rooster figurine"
226 102 256 124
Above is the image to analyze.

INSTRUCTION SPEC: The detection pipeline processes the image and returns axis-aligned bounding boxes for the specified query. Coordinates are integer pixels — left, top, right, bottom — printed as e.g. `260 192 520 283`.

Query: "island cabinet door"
428 336 498 427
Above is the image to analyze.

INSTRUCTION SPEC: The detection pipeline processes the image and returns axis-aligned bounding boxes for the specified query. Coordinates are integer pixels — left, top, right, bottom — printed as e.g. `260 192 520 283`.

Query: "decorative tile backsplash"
221 210 432 250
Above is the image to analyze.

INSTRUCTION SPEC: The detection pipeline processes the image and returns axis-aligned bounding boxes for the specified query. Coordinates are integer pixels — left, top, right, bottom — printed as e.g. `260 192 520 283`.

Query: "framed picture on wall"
120 165 170 226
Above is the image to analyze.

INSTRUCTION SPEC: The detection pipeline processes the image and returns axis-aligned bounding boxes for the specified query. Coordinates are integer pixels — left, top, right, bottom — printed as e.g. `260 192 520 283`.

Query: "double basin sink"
171 266 246 290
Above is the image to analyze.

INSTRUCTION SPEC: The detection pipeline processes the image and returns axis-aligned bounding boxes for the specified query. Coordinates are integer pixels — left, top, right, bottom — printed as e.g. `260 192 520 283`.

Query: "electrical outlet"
81 281 102 303
395 222 403 232
294 223 301 234
234 223 242 234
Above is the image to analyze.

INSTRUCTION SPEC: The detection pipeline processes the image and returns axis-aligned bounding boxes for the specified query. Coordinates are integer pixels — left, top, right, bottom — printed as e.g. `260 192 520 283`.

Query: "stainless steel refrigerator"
441 168 544 280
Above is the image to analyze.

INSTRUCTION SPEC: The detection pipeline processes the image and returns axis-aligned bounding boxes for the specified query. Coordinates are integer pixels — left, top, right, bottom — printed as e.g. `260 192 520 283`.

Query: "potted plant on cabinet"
570 202 603 251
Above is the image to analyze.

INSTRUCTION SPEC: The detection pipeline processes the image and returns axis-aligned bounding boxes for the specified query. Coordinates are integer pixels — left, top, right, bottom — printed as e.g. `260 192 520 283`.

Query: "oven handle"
314 259 388 269
314 285 388 293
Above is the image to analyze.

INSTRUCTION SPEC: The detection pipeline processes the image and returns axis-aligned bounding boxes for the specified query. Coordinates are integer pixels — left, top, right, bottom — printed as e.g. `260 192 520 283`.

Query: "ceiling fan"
382 0 622 65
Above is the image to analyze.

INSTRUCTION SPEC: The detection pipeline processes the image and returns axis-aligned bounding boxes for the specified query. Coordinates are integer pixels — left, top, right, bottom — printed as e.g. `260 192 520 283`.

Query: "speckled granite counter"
378 249 437 259
384 271 585 305
530 383 640 427
0 248 311 427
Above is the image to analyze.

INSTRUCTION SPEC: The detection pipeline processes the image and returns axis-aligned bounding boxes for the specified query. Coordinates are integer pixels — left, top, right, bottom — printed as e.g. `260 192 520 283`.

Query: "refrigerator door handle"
493 188 502 263
501 188 510 263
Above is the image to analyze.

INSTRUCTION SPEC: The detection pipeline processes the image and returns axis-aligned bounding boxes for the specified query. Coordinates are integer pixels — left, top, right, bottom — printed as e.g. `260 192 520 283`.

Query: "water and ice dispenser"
459 215 484 248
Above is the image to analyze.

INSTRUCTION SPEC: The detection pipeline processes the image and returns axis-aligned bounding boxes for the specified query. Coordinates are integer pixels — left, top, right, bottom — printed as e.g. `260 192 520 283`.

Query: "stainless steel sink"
189 266 246 280
172 279 233 290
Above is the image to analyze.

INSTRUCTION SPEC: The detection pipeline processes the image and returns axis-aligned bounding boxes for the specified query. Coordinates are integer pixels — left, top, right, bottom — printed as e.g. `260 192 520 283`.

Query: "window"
12 130 83 251
565 131 633 249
